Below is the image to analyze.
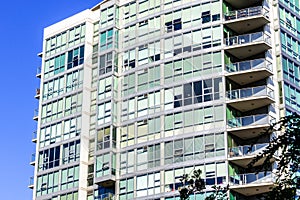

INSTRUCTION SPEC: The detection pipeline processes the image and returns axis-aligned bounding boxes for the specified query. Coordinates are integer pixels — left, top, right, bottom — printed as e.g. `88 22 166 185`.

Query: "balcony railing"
225 32 270 46
33 108 38 119
228 114 274 128
229 143 268 157
36 88 40 96
230 171 274 185
32 131 37 142
36 66 41 77
227 86 274 100
226 58 272 73
97 140 116 150
30 153 36 163
225 6 268 21
28 176 34 187
95 193 115 200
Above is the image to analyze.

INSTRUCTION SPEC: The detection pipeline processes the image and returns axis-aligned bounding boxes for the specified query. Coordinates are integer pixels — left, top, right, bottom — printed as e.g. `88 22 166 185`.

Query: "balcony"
226 58 273 85
229 143 268 158
225 6 270 34
228 114 275 139
226 86 275 112
95 193 115 200
33 108 38 121
36 66 41 78
30 153 36 166
224 6 270 34
97 140 116 151
95 175 116 187
28 176 34 189
32 131 37 143
35 88 40 99
228 143 268 167
224 32 271 59
224 0 262 9
95 164 116 187
230 171 274 196
37 52 43 58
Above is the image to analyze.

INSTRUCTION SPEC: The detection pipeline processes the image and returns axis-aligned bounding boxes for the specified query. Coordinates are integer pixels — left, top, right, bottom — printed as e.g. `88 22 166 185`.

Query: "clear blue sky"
0 1 101 199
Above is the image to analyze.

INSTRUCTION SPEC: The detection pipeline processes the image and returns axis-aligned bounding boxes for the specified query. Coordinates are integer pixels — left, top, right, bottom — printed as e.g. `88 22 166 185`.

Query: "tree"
179 169 228 200
179 113 300 200
179 169 205 200
248 113 300 200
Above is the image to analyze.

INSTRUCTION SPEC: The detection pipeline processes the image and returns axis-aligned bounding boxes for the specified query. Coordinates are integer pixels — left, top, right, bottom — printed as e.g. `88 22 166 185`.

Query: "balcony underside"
229 156 267 168
225 16 269 34
225 42 271 59
231 183 273 196
226 69 272 85
228 125 269 139
95 175 116 187
224 0 262 9
227 97 274 112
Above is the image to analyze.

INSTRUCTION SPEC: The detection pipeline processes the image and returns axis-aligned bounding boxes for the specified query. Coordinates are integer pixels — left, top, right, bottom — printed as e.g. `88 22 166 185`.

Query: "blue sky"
0 1 101 199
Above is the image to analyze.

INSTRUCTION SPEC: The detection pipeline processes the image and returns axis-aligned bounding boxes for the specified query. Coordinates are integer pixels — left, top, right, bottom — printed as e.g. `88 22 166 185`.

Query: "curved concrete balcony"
226 86 275 112
30 153 36 166
225 6 270 34
227 114 275 139
33 108 38 121
230 171 274 196
28 176 34 189
224 32 271 59
32 131 37 143
35 88 40 99
36 66 41 78
228 143 268 167
226 58 273 85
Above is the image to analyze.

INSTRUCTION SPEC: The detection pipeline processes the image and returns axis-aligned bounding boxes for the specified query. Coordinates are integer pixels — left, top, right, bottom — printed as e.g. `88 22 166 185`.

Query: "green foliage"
179 169 206 200
248 113 300 200
179 169 228 200
179 114 300 200
205 185 229 200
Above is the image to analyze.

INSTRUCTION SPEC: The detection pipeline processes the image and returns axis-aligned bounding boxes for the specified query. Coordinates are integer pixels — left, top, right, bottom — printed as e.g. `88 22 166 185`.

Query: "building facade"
29 0 298 199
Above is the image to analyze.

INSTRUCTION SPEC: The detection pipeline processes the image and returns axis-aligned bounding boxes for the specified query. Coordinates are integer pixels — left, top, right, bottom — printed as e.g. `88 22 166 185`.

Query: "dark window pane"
184 83 193 99
204 79 212 88
194 81 202 96
173 19 182 31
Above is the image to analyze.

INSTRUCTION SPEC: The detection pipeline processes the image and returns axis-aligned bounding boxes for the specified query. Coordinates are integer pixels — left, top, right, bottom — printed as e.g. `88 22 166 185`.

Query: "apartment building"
29 0 300 199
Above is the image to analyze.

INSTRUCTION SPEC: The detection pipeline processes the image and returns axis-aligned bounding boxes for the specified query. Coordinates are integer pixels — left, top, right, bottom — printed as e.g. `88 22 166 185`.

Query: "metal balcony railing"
229 143 268 157
97 140 116 150
227 86 274 100
29 176 34 186
33 108 39 118
225 32 270 46
95 193 115 200
228 114 274 128
226 58 272 73
36 66 41 76
225 6 269 21
230 171 274 185
30 153 36 163
32 131 37 141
